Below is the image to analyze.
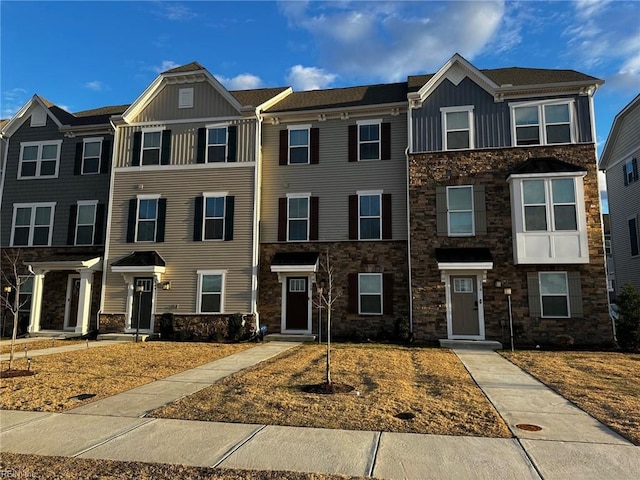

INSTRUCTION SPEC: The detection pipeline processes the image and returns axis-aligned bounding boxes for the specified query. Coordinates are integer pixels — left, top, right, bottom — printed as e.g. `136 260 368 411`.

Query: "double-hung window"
288 125 310 164
359 273 382 315
82 138 102 174
287 195 309 241
523 178 577 232
204 196 225 240
511 101 574 146
136 197 158 242
18 141 62 179
358 120 380 161
441 106 474 150
539 272 569 317
207 127 227 163
624 158 639 185
142 130 162 165
198 271 225 313
359 193 381 240
447 186 474 235
75 201 97 245
11 203 56 246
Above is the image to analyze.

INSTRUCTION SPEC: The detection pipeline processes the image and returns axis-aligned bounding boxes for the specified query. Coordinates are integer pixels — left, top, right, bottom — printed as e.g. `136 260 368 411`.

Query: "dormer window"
511 101 575 146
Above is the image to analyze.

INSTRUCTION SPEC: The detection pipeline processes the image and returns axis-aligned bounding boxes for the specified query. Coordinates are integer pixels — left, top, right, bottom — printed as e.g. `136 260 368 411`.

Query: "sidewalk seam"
72 418 155 457
211 424 267 468
366 431 382 477
516 437 545 480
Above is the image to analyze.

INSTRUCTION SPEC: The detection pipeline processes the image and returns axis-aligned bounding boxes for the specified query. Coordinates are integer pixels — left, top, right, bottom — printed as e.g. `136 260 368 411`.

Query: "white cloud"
152 1 197 21
84 80 107 91
152 60 181 74
2 88 28 118
215 73 263 90
286 65 337 91
280 1 506 82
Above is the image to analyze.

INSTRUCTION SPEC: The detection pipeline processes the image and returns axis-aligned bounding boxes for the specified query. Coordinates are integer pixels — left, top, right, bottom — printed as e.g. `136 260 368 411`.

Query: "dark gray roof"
510 157 586 175
435 248 493 263
271 252 319 266
230 87 290 108
163 62 205 74
112 251 166 267
264 82 408 113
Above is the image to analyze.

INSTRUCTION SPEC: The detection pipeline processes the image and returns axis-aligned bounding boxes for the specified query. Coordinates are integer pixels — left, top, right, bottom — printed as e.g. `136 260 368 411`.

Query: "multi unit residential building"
1 54 612 346
599 94 640 295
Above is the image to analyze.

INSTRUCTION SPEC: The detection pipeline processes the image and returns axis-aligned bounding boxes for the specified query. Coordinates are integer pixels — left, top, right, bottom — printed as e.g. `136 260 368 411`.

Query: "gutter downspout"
250 108 264 331
405 104 414 337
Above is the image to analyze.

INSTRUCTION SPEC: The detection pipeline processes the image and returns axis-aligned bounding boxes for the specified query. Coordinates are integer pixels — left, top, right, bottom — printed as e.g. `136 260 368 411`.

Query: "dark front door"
285 277 308 331
132 277 154 331
68 277 81 329
451 276 480 336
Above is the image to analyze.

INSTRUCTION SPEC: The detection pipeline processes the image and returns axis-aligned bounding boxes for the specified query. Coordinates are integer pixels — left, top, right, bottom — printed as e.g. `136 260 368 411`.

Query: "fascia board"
599 93 640 170
255 87 294 112
111 265 166 274
507 171 587 182
437 262 494 270
121 75 165 123
262 101 407 123
2 95 64 136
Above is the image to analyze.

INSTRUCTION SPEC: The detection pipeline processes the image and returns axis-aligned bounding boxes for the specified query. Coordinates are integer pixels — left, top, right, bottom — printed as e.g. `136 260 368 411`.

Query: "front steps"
96 333 157 342
439 339 503 350
264 333 317 342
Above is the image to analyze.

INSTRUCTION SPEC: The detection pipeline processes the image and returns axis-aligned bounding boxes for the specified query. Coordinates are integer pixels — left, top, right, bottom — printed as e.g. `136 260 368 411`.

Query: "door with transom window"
131 278 154 331
450 275 480 336
285 277 309 331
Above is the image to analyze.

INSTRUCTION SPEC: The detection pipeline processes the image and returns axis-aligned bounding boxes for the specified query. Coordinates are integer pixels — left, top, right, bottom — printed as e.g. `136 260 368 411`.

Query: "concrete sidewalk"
0 340 127 362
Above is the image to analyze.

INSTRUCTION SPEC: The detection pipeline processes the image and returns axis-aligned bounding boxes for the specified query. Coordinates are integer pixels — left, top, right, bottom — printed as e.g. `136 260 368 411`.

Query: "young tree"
1 250 32 370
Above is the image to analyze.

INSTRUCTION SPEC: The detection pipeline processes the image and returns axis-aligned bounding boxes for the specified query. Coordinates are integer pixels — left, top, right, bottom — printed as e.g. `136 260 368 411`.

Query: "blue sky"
2 1 639 205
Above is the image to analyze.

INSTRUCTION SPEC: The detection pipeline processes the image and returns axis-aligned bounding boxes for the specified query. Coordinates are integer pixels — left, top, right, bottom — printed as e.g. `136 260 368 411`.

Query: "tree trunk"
326 306 331 384
9 310 18 370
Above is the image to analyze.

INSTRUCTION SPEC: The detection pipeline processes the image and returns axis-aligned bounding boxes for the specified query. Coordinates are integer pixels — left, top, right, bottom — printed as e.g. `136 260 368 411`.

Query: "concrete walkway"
0 340 127 363
1 343 639 479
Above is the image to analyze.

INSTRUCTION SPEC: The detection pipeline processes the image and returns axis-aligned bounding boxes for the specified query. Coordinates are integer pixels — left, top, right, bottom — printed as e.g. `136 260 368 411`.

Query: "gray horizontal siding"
260 114 408 242
1 117 111 247
411 77 593 152
103 167 256 313
608 105 640 163
132 81 240 123
114 120 256 167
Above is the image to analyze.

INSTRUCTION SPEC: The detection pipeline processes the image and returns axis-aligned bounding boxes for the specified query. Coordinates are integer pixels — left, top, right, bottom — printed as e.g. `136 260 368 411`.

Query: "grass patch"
0 339 85 356
151 344 511 438
0 342 254 412
0 453 362 480
502 350 640 445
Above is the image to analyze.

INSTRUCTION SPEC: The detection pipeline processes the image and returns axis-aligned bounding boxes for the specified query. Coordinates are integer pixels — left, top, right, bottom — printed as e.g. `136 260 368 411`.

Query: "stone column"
74 269 94 334
28 269 47 334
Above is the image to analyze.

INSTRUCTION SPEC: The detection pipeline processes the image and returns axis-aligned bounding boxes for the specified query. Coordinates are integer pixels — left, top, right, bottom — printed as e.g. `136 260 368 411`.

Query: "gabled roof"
509 157 587 175
1 94 64 135
162 61 205 74
599 93 640 170
231 87 291 109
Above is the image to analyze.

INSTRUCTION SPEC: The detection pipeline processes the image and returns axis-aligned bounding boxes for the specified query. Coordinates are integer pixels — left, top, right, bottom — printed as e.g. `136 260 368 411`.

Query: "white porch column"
28 269 47 334
74 269 94 334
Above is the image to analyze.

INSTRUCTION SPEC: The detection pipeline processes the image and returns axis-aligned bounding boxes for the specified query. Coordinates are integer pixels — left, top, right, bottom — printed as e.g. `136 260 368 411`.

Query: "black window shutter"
156 198 167 242
474 185 487 235
383 273 394 315
132 132 142 167
196 128 206 164
74 143 83 175
224 195 235 241
567 272 583 317
310 128 319 164
94 203 105 245
67 205 78 245
382 194 392 239
527 272 541 317
624 163 629 186
310 196 319 241
381 122 391 160
161 130 172 165
348 125 357 162
126 199 137 243
348 273 359 313
633 158 639 181
278 198 287 241
279 130 288 165
436 186 447 236
193 196 203 241
349 194 358 239
227 126 237 162
100 139 111 174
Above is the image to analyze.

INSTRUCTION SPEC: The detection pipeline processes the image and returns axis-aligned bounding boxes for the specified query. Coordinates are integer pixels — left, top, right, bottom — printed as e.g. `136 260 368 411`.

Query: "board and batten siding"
113 120 257 167
131 81 240 123
411 77 594 153
260 114 408 242
1 116 112 246
103 166 255 314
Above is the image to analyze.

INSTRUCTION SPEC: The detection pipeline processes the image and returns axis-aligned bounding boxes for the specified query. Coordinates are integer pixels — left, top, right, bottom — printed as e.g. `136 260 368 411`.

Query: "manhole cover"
395 412 415 420
516 423 542 432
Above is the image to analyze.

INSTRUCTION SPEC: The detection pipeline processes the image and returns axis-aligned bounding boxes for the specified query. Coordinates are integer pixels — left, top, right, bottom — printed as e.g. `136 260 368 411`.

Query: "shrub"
394 316 411 342
554 334 574 349
227 313 246 342
616 283 640 352
158 313 175 340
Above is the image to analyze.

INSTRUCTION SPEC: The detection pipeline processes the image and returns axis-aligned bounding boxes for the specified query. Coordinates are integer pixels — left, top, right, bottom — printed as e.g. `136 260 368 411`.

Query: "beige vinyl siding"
113 120 257 167
103 167 255 313
260 114 408 242
131 82 240 123
607 105 640 163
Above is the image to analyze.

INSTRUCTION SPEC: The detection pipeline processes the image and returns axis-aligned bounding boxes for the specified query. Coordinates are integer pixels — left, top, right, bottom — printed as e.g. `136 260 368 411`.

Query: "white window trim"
539 272 570 318
82 137 103 175
625 159 637 184
441 106 474 150
521 178 577 233
141 128 163 165
178 87 194 109
629 215 640 257
356 119 382 161
509 99 576 147
357 190 383 241
75 200 98 246
205 124 229 163
446 185 475 237
286 193 311 242
18 140 62 179
202 193 227 241
135 195 160 243
287 124 311 165
197 270 227 314
10 202 56 247
358 273 383 315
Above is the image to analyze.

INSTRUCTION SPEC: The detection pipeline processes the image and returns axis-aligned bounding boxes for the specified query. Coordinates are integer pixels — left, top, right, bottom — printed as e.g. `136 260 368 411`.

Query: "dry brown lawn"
152 344 511 438
503 350 640 445
0 338 84 355
0 453 362 480
0 342 254 412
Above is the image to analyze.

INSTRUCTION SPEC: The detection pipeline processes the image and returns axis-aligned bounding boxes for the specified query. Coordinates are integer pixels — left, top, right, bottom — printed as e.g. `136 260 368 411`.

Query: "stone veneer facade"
259 241 409 340
409 144 611 346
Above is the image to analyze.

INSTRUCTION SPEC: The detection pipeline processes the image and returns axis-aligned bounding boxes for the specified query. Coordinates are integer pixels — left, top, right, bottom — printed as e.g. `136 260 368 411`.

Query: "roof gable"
599 93 640 170
1 94 65 136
